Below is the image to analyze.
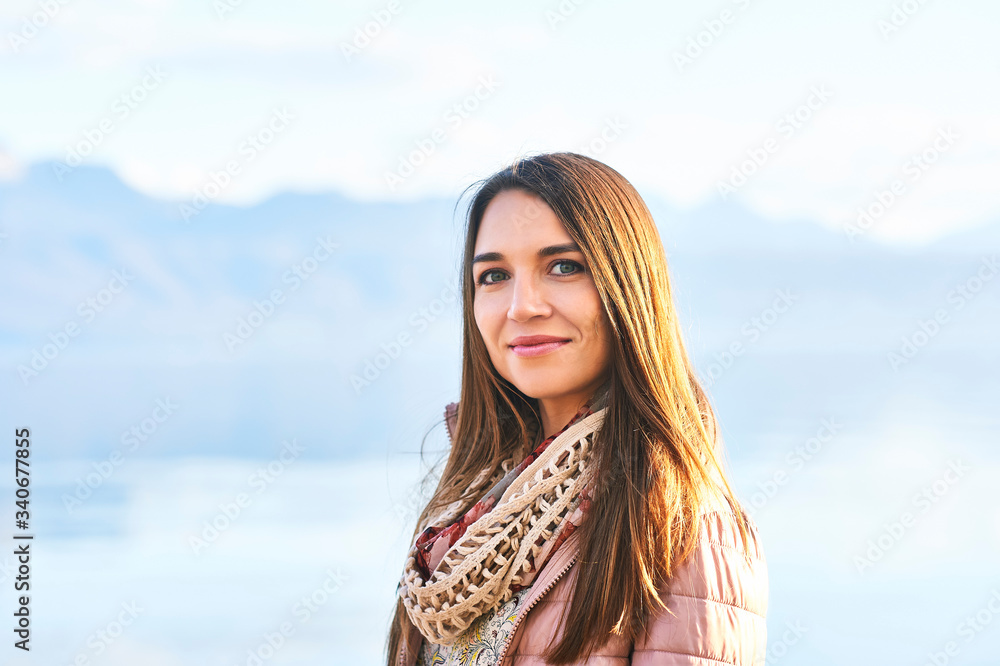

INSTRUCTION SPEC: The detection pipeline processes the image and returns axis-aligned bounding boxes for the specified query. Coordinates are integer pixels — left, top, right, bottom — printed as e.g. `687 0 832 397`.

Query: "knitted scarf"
397 399 608 645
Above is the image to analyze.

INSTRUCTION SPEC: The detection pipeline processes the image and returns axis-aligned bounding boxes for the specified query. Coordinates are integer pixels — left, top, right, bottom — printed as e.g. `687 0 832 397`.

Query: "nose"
507 274 551 322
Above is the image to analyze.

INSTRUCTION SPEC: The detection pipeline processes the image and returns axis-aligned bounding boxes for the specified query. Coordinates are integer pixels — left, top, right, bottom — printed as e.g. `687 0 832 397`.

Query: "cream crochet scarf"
398 405 607 644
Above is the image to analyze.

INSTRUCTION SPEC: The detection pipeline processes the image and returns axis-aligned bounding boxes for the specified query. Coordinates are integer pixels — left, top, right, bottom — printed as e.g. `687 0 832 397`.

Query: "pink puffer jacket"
498 507 767 664
397 406 769 665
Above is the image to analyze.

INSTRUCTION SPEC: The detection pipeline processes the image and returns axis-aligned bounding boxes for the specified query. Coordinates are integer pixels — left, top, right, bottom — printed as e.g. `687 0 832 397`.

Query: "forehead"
475 189 571 250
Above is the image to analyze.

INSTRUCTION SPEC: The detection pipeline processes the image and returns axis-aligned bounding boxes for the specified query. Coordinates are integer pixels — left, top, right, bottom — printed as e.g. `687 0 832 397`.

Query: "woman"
387 152 768 665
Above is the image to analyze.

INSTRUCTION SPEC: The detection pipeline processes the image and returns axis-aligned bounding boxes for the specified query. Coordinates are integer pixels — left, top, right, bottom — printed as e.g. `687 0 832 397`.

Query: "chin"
506 373 577 400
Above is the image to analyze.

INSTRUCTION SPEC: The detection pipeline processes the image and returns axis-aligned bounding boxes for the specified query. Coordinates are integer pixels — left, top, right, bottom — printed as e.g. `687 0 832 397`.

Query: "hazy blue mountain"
1 162 996 464
3 162 998 666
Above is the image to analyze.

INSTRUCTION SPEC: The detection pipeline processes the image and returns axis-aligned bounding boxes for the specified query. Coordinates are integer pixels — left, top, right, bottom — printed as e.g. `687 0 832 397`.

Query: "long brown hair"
386 152 753 664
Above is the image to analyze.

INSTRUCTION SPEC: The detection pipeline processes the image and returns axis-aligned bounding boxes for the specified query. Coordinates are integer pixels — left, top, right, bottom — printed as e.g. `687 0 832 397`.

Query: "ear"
444 402 459 444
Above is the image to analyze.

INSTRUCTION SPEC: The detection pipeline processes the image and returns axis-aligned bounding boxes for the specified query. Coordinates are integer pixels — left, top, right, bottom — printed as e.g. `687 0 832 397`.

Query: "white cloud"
0 145 22 180
1 1 998 243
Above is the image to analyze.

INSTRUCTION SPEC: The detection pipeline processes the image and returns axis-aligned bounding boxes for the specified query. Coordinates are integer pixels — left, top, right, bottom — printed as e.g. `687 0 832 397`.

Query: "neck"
538 398 585 440
537 379 609 439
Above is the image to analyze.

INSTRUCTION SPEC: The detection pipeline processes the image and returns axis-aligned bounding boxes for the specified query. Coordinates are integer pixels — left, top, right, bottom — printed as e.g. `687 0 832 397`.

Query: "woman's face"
473 188 612 409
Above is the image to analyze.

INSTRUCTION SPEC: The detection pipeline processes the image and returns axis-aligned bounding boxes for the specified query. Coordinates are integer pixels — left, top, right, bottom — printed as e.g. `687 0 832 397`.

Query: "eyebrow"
472 242 582 264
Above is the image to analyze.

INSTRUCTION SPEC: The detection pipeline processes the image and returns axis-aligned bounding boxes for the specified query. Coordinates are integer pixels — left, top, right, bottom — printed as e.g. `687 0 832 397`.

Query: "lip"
508 335 571 358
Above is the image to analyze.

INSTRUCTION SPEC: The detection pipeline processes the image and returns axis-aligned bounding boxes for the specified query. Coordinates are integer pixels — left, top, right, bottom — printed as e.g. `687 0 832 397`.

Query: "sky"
1 0 998 246
1 4 999 662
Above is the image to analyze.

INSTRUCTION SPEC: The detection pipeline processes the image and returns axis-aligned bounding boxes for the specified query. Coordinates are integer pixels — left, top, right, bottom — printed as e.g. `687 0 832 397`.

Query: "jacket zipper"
496 553 579 664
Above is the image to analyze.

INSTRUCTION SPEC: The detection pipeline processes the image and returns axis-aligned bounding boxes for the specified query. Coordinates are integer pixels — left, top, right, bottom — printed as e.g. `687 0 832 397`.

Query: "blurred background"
1 1 998 664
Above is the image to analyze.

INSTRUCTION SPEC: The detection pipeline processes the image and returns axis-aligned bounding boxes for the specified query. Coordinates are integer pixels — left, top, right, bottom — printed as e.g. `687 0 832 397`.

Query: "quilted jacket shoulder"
502 505 768 665
630 508 768 664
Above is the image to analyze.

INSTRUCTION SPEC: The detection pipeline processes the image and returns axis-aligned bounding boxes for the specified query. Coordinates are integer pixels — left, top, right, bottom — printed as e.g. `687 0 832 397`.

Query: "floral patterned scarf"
398 386 608 644
412 401 595 588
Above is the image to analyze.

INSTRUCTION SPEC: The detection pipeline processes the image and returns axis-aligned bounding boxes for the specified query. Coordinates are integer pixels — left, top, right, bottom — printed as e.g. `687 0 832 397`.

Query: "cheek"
473 298 499 349
584 300 612 356
566 288 606 339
